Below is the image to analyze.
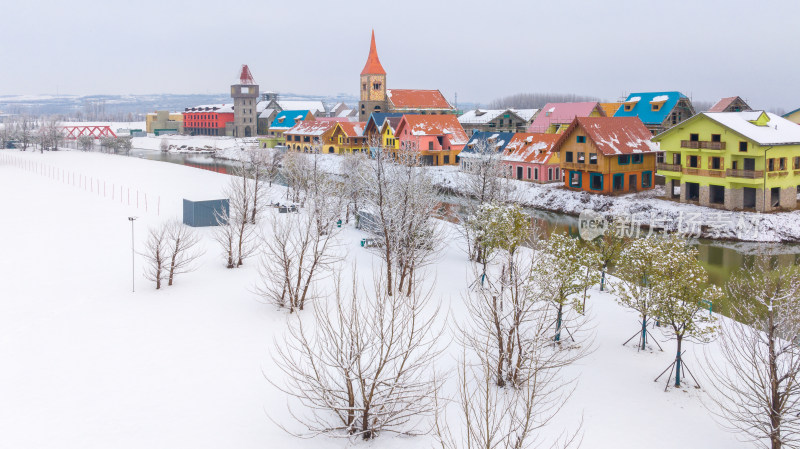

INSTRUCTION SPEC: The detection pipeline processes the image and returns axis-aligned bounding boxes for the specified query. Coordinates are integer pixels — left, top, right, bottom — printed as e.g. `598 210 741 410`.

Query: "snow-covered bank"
0 149 754 448
131 135 257 155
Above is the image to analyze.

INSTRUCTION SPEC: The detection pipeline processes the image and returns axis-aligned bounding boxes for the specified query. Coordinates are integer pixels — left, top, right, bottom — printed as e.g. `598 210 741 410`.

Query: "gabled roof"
381 116 403 134
708 97 741 112
783 107 800 119
361 30 386 76
259 108 276 119
336 121 366 138
269 110 312 129
556 117 660 156
527 102 602 132
599 102 623 117
613 91 690 124
655 111 800 146
365 112 406 133
396 114 468 145
316 117 351 123
458 108 539 125
284 120 336 136
503 133 560 164
387 89 452 110
459 131 515 157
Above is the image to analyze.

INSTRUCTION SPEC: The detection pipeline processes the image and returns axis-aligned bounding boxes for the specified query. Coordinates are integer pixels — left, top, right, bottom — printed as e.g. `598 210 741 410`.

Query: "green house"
653 111 800 212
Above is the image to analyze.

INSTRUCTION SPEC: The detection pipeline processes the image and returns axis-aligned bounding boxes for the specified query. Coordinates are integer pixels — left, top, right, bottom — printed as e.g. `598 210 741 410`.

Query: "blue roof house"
268 110 313 136
613 91 695 135
457 131 515 169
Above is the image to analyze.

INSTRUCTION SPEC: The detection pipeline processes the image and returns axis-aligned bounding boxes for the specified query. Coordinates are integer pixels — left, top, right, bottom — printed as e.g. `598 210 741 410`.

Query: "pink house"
394 114 467 166
502 133 562 183
527 102 605 133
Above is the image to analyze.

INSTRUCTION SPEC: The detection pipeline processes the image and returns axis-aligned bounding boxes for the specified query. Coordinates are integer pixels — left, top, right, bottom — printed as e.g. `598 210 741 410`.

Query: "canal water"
129 148 800 306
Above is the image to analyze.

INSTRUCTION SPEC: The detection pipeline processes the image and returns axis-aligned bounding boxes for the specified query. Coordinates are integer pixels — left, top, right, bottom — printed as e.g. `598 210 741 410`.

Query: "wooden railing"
767 171 789 178
562 161 599 171
680 140 726 150
656 163 681 172
726 169 763 179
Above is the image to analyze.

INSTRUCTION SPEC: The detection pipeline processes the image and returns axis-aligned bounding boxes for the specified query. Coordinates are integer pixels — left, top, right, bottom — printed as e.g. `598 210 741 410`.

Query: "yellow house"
784 107 800 125
284 120 337 153
380 117 402 150
146 111 184 134
328 122 368 154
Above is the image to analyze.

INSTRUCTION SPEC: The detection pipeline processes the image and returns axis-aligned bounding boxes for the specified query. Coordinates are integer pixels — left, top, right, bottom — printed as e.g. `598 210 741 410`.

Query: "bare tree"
705 256 800 449
18 116 33 151
256 194 342 312
0 119 15 149
212 206 237 269
281 149 312 204
159 138 170 152
212 168 256 268
116 136 133 155
165 220 203 286
244 147 270 224
99 137 116 153
340 151 368 225
272 270 443 439
142 225 169 290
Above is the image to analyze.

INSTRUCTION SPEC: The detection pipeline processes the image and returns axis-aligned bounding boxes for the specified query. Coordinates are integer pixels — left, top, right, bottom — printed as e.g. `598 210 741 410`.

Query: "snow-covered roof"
555 117 660 156
458 108 539 125
701 111 800 145
259 108 276 119
277 100 326 114
184 104 234 114
337 109 353 117
387 89 452 110
397 115 468 145
527 102 601 133
502 133 560 163
285 120 336 136
651 95 669 103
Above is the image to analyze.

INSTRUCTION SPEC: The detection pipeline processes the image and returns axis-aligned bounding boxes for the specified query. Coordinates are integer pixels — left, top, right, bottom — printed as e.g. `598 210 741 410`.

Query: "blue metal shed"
183 199 229 227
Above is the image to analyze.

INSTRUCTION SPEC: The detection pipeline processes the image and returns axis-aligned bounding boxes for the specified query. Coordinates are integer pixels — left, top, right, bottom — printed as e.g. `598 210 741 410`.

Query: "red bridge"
62 125 117 139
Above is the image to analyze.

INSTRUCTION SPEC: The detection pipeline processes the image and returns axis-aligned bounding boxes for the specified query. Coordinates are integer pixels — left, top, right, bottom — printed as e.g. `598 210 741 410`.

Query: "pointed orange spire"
360 30 386 76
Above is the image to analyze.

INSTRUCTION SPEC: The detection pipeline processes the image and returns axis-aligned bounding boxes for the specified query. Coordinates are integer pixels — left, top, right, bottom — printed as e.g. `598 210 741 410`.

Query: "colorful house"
394 114 468 166
653 111 800 211
783 107 800 125
267 110 314 139
599 102 623 118
708 96 751 113
458 109 538 137
502 133 562 183
284 120 337 153
363 112 406 143
457 131 514 171
527 102 604 134
613 91 695 135
555 117 660 194
182 104 234 136
328 122 368 154
379 117 403 151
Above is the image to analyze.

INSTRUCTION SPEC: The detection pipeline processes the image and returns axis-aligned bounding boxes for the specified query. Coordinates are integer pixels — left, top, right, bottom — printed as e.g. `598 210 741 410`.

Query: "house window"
652 104 660 111
711 134 721 142
528 167 532 179
613 173 624 191
548 168 552 180
688 155 699 168
768 158 775 171
780 157 787 171
589 153 597 164
618 155 630 165
794 156 800 170
672 153 681 164
555 168 560 180
711 157 722 170
642 171 652 188
534 167 538 179
565 152 574 163
589 173 603 190
739 141 748 152
362 83 367 91
569 171 582 188
689 133 699 142
576 135 586 143
624 104 632 111
632 154 643 164
428 141 434 151
578 152 585 163
373 82 381 90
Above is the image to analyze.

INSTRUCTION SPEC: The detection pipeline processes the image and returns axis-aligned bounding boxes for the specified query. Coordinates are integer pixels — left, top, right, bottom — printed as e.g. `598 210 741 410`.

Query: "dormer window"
651 104 660 111
624 104 633 111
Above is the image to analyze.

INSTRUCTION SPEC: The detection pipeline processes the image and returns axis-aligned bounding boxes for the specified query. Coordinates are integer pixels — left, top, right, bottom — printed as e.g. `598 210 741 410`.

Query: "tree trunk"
555 303 563 342
674 336 683 387
641 315 647 350
768 308 782 449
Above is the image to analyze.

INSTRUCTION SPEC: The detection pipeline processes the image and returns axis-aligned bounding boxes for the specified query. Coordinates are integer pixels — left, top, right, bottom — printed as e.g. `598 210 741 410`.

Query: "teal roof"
613 92 688 125
783 107 800 118
270 110 311 129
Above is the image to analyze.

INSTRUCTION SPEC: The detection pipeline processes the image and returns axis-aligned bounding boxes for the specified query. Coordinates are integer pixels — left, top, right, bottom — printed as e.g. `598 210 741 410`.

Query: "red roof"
238 64 255 85
555 117 660 156
527 102 602 133
285 120 336 136
397 115 468 145
337 121 366 138
360 30 386 76
708 96 744 112
387 89 452 110
503 133 560 164
316 117 351 123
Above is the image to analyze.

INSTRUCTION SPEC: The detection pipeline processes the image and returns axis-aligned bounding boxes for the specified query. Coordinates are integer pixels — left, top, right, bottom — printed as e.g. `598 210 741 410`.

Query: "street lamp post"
128 216 138 292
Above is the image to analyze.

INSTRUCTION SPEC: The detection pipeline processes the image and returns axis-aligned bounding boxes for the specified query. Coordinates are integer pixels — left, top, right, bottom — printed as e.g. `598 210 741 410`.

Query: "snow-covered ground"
0 149 753 448
131 135 257 154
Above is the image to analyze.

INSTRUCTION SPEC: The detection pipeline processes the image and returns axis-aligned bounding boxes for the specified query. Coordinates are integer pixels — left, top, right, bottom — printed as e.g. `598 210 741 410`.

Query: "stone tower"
358 30 388 122
231 65 259 137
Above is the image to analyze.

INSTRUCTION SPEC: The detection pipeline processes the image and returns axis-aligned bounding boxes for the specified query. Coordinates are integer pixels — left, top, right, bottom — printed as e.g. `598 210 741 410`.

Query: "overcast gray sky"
2 0 799 110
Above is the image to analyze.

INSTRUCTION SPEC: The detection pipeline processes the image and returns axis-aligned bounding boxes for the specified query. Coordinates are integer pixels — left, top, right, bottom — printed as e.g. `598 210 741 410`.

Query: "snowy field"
0 149 752 449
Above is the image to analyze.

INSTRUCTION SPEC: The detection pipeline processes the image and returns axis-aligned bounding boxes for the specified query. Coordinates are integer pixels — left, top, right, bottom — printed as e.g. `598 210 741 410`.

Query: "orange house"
554 117 661 194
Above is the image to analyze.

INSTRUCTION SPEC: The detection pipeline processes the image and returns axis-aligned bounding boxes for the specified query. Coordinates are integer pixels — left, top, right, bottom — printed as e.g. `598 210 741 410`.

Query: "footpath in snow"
0 149 755 449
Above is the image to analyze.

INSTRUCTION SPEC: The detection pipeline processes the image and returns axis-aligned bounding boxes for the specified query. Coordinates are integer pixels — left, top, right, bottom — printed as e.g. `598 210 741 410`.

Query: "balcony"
680 140 726 150
726 169 763 179
767 171 789 178
657 163 681 172
562 161 599 171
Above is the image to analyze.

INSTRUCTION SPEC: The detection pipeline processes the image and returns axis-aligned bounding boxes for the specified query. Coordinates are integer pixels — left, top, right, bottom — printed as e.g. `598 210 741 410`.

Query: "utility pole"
128 216 138 292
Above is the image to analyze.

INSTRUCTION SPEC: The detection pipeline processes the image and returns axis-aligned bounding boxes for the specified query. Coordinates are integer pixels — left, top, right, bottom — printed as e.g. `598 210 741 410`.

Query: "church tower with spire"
358 30 388 121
